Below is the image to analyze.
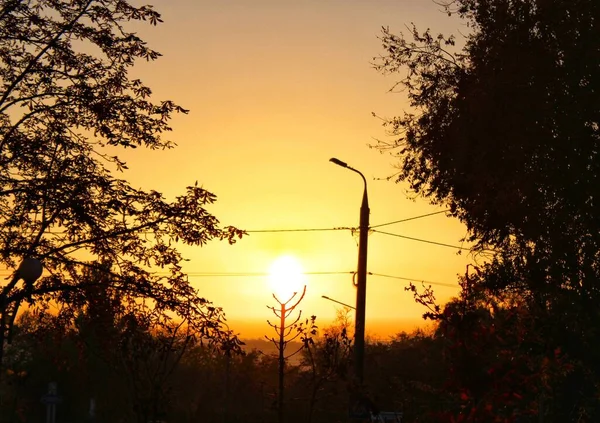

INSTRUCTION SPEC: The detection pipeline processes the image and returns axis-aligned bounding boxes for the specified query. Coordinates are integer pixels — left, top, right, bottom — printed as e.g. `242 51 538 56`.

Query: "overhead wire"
181 271 457 289
46 211 466 252
243 210 468 252
10 211 466 288
183 271 353 277
368 272 457 288
370 229 468 251
244 210 451 234
369 209 450 229
0 269 457 289
245 227 352 234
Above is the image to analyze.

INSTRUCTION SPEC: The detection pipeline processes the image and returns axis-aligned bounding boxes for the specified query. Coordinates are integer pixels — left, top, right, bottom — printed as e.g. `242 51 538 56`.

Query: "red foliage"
409 266 575 422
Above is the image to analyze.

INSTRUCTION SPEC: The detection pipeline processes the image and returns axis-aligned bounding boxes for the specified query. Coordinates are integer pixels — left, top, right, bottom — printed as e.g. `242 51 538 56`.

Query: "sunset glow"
115 0 469 338
268 255 307 302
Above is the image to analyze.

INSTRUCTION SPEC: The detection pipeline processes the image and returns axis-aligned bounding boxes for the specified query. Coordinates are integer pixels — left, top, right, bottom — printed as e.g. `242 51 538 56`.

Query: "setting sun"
268 255 307 301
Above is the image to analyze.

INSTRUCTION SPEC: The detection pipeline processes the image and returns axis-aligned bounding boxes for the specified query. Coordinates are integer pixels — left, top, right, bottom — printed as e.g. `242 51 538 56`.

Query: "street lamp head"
329 158 348 168
18 257 43 284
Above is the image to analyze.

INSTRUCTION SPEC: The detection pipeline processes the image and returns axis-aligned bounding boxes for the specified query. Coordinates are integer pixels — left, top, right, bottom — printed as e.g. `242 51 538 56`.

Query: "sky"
116 0 475 339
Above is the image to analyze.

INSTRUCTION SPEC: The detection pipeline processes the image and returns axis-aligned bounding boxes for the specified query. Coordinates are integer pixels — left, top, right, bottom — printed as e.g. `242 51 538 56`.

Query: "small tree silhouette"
302 309 353 423
265 286 316 423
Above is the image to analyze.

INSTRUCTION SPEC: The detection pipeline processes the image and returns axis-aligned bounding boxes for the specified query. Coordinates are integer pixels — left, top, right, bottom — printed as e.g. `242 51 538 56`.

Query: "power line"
370 229 468 251
184 271 352 277
48 212 464 252
245 210 450 234
243 212 467 251
183 271 457 289
0 270 457 289
370 210 450 229
368 272 456 288
245 227 352 234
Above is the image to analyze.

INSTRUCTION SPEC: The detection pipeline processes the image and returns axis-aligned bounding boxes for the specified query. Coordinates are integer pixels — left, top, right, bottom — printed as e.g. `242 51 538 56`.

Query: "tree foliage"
3 299 233 422
375 2 600 418
405 268 576 422
0 0 244 368
374 0 600 271
0 308 356 423
300 309 352 423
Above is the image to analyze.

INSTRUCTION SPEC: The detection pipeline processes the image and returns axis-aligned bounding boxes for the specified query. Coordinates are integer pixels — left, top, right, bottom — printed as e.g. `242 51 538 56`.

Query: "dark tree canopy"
376 1 600 418
0 0 244 365
374 0 600 285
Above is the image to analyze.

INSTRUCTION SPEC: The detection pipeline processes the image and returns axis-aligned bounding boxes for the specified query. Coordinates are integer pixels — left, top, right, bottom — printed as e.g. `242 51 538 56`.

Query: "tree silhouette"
266 286 316 423
373 0 600 293
300 309 352 423
374 1 600 418
374 0 600 259
0 262 245 423
0 0 243 375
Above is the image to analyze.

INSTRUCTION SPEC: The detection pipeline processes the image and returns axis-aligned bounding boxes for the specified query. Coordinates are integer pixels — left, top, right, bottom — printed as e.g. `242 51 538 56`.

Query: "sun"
268 255 306 301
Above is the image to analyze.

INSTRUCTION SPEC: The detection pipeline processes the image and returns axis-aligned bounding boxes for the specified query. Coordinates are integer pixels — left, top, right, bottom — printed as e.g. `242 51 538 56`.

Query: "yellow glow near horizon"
116 1 468 338
268 255 306 302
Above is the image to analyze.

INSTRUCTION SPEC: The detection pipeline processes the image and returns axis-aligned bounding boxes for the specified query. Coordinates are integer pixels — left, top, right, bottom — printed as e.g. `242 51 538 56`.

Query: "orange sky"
116 1 474 339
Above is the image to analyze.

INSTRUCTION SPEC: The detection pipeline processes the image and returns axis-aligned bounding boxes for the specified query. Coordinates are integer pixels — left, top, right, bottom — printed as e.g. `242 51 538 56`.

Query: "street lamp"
321 295 356 310
0 257 44 374
329 157 369 385
10 257 43 330
18 257 43 284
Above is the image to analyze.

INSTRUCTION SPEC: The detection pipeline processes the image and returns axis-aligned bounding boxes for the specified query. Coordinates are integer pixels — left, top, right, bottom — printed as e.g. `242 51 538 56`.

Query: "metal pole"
329 158 369 385
355 179 369 385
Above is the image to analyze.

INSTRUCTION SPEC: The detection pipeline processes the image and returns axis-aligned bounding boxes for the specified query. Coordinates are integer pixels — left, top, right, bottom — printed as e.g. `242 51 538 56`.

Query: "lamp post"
17 257 43 284
0 257 43 383
329 157 369 385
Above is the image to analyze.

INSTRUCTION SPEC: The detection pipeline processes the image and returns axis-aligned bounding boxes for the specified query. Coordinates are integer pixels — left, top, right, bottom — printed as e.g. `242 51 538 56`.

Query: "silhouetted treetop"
377 4 600 417
0 0 244 371
374 0 600 260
